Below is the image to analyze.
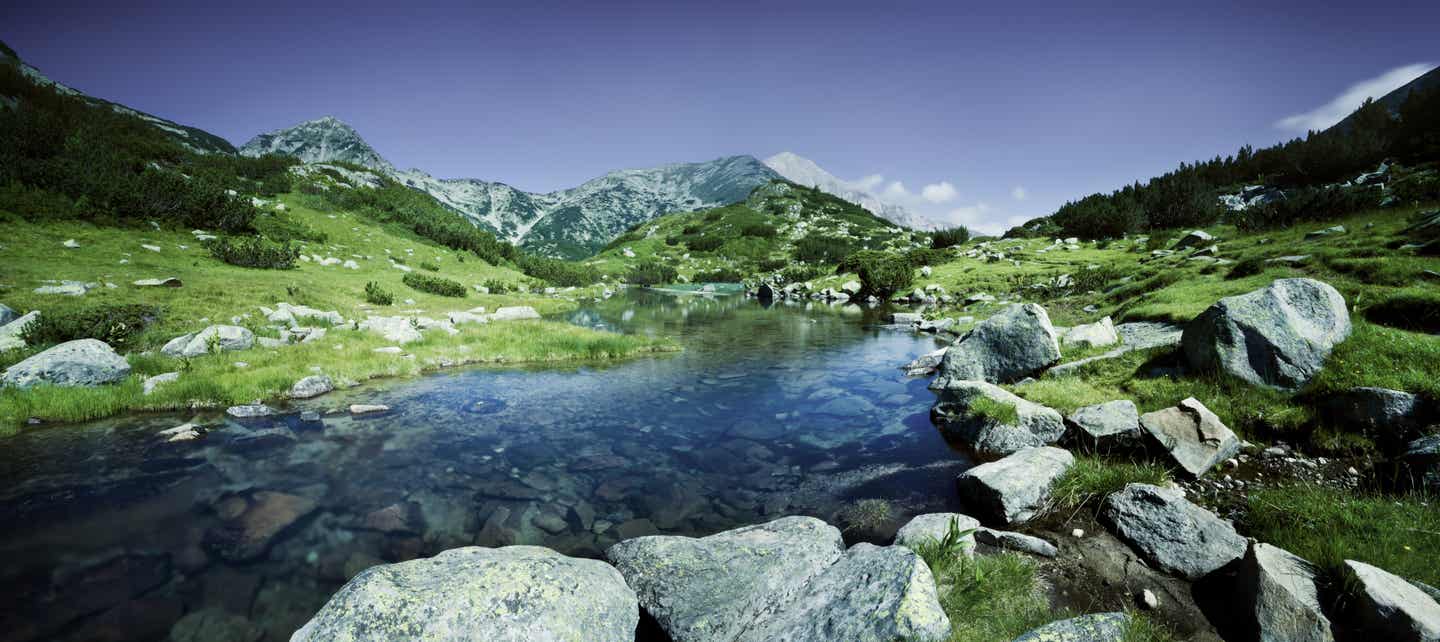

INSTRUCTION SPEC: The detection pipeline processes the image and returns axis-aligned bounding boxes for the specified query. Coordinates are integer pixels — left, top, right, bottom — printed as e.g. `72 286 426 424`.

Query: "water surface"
0 289 968 641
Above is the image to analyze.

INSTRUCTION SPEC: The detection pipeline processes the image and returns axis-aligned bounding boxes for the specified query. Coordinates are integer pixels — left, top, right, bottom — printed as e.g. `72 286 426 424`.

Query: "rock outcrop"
1182 278 1350 391
955 446 1074 526
292 546 638 642
1099 483 1245 580
931 303 1061 386
2 339 131 389
930 381 1065 456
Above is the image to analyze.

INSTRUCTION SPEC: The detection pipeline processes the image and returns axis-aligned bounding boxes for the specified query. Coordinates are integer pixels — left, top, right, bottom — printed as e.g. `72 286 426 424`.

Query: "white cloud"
851 174 885 192
1011 186 1027 201
921 181 958 203
882 181 910 199
1276 62 1434 132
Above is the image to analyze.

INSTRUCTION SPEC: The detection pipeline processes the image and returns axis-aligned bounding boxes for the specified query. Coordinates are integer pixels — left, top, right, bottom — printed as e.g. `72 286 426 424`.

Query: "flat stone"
225 404 275 419
1013 612 1129 642
289 374 334 399
1099 483 1244 580
1238 542 1333 642
974 528 1057 558
930 381 1065 457
1139 397 1240 478
133 277 182 288
161 325 255 358
349 404 390 415
1066 400 1141 448
1061 316 1120 348
955 446 1074 525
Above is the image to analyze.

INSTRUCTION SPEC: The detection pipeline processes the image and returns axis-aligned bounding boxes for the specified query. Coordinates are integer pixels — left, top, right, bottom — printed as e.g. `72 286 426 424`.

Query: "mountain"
1329 64 1440 133
240 116 395 172
241 116 782 258
0 41 234 154
763 152 936 230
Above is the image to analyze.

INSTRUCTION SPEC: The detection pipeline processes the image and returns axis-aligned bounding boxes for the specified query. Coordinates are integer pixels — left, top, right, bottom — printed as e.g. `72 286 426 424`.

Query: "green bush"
625 260 678 286
363 281 393 306
1231 185 1377 231
904 248 951 268
779 264 827 283
419 261 440 272
205 235 300 269
19 303 160 349
402 271 467 297
839 250 914 298
481 278 513 293
516 255 598 287
792 234 857 263
741 223 778 238
254 211 326 243
930 226 971 248
685 235 725 252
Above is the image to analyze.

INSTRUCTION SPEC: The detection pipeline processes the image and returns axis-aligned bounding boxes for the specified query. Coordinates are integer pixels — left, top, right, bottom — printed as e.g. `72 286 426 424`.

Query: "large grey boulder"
0 310 39 351
902 347 948 377
931 303 1061 386
956 446 1074 525
1344 560 1440 641
1174 230 1215 249
162 325 255 358
1182 278 1350 391
488 306 541 322
1324 387 1427 447
1066 400 1141 449
1099 483 1244 580
894 512 981 556
292 546 638 642
1238 542 1334 642
359 316 423 344
1060 316 1120 348
2 339 131 389
1139 397 1240 478
930 381 1065 456
1012 612 1129 641
606 516 948 642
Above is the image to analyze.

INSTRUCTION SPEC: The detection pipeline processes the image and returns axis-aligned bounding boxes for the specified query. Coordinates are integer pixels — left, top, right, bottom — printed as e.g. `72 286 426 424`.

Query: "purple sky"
5 0 1437 232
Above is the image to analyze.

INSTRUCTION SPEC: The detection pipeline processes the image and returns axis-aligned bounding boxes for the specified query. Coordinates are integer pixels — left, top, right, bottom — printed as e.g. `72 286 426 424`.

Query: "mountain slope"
0 41 234 155
241 116 783 258
1330 64 1440 133
763 152 935 230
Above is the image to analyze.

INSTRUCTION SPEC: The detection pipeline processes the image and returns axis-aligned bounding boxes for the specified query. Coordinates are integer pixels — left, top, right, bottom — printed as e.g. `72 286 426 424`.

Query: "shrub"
1231 185 1377 232
205 235 300 269
681 224 703 235
779 264 827 283
756 257 788 272
402 272 467 297
419 261 440 272
19 303 160 349
685 235 725 252
481 278 512 293
792 234 857 263
254 211 326 243
625 260 678 286
516 255 598 287
363 281 393 306
741 223 778 238
930 226 971 248
839 250 914 298
904 248 951 269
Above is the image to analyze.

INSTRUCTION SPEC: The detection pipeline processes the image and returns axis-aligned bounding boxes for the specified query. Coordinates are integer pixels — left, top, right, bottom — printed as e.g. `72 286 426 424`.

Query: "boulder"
1174 230 1215 249
955 446 1074 525
1323 387 1427 447
1066 400 1142 449
1238 542 1333 642
891 312 923 325
162 325 255 358
756 282 776 303
132 277 182 288
841 281 862 295
34 280 94 296
930 381 1065 457
1013 612 1129 642
0 310 38 351
974 528 1057 558
350 404 390 415
489 306 541 322
1 339 131 389
931 303 1060 386
289 375 333 399
902 347 948 377
1182 278 1350 391
275 303 344 326
1060 316 1120 348
292 546 638 642
1138 397 1240 478
894 512 981 556
225 404 275 419
1344 560 1440 641
358 316 423 344
1099 483 1245 580
1402 435 1440 493
142 371 180 395
1304 225 1347 240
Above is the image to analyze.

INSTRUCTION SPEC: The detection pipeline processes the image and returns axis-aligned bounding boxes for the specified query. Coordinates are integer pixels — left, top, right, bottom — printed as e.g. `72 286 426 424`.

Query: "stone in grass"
1066 399 1142 449
1344 560 1440 641
1139 397 1240 478
1 339 131 389
1099 483 1244 580
931 303 1060 385
1060 316 1120 348
143 371 180 395
0 303 16 326
955 446 1074 526
289 375 333 399
1238 541 1334 642
161 325 255 358
893 512 982 556
292 546 638 642
930 381 1065 457
1012 612 1129 642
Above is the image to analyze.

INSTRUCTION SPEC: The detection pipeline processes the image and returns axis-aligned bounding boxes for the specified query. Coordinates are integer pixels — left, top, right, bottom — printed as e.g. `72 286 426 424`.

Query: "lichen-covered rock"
955 446 1074 526
2 339 131 389
358 316 423 344
292 545 638 642
1099 483 1244 580
1012 612 1129 641
1066 400 1141 449
1061 316 1120 348
488 306 541 321
930 381 1065 457
1238 542 1334 642
894 512 981 556
1344 560 1440 641
1138 397 1240 478
0 309 38 351
931 304 1060 385
162 325 255 358
1182 278 1350 391
289 375 333 399
903 347 948 377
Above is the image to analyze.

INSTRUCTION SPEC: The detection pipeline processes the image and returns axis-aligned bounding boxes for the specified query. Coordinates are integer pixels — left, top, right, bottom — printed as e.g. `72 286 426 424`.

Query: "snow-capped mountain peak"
763 152 935 230
239 116 395 173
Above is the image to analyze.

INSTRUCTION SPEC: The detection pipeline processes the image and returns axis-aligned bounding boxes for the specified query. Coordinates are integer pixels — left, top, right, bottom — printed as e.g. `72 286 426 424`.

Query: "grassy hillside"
587 180 921 282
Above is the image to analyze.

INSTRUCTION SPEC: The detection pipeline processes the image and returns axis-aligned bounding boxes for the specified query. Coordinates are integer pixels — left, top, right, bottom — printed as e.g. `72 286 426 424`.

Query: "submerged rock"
930 381 1065 457
1182 278 1350 391
1138 397 1240 478
1238 542 1333 642
1 339 131 389
204 491 317 562
931 303 1060 385
955 446 1074 526
1100 483 1244 580
292 546 638 642
1013 612 1129 641
1344 560 1440 641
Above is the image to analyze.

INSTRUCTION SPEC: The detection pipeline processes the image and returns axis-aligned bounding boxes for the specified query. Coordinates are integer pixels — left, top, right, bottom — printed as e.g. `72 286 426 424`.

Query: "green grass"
968 396 1020 425
1246 485 1440 587
0 320 674 432
1051 457 1171 511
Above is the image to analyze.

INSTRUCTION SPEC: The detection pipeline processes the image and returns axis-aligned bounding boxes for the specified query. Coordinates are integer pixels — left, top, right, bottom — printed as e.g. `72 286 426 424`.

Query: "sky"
4 0 1438 234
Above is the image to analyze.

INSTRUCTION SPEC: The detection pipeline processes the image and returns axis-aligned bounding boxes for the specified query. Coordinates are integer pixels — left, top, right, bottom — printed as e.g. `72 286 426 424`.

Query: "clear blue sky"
5 0 1437 232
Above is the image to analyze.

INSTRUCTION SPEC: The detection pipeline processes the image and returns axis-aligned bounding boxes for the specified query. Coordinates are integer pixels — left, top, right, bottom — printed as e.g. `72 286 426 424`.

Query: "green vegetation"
19 303 160 350
625 260 679 286
205 235 301 269
838 250 914 298
837 498 892 534
419 260 440 272
402 271 467 297
967 395 1020 425
931 226 972 249
1246 485 1440 587
1051 457 1170 511
363 281 393 306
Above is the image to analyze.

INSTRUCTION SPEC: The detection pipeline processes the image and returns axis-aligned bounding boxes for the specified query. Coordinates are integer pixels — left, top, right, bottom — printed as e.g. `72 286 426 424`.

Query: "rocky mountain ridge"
763 151 938 230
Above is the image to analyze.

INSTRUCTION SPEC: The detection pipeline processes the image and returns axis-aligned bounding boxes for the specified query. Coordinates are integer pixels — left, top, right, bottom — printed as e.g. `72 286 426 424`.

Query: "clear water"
0 289 968 641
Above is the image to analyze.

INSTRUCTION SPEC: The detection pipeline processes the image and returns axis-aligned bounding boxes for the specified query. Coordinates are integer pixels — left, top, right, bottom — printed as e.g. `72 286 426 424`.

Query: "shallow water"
0 288 969 641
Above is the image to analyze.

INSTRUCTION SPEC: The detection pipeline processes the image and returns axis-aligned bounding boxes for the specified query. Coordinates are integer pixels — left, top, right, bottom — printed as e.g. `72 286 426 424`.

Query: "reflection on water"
0 288 967 641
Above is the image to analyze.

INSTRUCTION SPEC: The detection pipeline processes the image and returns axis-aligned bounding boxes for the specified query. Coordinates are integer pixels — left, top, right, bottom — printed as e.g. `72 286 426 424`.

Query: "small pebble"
1139 589 1159 610
1071 528 1085 538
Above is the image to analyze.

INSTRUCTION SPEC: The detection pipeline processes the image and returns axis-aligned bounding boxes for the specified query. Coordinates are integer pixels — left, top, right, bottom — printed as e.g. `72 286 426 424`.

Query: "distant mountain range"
762 152 937 230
